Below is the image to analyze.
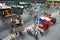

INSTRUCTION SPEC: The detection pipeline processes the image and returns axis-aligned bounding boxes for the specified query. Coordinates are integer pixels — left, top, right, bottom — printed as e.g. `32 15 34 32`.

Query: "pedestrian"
15 19 20 26
10 25 14 33
15 28 18 35
33 13 37 21
19 30 23 36
44 12 46 15
19 25 25 36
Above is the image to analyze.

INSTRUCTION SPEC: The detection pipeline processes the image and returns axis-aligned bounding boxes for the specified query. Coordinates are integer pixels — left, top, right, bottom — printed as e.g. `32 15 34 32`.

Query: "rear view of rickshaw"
27 24 39 37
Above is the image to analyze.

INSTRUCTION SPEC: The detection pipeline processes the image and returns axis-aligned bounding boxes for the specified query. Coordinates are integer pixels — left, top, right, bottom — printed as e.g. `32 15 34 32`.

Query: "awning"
0 3 11 9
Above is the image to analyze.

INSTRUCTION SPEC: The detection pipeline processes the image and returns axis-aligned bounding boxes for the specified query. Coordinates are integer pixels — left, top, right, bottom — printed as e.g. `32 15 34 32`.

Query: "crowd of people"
8 3 40 40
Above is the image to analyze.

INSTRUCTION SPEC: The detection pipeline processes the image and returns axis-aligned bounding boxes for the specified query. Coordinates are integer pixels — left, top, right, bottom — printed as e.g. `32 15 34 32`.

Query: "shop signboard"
19 2 31 7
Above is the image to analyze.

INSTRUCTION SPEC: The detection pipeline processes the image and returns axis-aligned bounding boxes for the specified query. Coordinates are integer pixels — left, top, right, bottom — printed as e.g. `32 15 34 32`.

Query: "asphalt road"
0 8 60 40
